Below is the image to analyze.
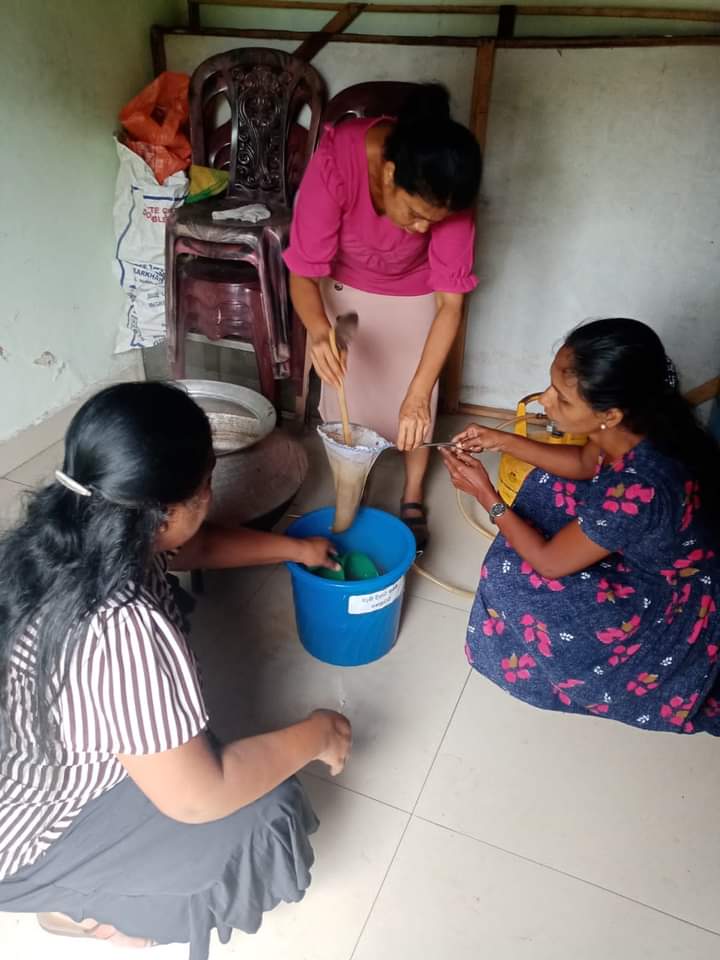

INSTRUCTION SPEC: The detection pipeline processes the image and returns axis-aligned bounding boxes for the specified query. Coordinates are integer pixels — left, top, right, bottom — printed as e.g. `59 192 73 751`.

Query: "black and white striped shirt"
0 556 208 881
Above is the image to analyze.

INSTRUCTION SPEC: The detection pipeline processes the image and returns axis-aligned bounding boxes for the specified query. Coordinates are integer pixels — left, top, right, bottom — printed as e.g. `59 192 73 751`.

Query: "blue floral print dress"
467 441 720 733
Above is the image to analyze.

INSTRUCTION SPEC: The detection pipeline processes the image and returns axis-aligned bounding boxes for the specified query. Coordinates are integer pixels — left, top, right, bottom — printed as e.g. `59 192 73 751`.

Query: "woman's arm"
454 424 601 482
441 449 609 578
118 710 351 824
397 291 464 450
170 525 339 572
289 274 345 389
489 509 609 579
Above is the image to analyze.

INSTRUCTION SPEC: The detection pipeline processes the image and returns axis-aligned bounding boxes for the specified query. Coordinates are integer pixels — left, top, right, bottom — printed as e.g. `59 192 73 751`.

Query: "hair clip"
54 469 92 498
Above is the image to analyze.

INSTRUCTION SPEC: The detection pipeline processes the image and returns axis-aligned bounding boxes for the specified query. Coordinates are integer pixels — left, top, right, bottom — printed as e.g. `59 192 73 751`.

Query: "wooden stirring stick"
329 328 352 446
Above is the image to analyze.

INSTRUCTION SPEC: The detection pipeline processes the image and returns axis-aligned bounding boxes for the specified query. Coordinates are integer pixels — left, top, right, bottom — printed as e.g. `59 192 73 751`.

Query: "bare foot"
37 911 156 947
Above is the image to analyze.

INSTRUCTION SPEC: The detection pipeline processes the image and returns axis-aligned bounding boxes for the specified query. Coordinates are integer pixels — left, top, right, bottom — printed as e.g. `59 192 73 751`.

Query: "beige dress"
318 279 438 444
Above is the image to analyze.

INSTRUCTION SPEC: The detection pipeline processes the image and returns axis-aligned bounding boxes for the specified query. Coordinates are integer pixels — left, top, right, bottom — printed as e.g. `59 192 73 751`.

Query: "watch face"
489 502 506 521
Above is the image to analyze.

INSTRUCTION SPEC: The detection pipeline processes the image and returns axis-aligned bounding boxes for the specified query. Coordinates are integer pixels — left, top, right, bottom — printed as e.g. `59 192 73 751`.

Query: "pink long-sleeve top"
283 118 478 297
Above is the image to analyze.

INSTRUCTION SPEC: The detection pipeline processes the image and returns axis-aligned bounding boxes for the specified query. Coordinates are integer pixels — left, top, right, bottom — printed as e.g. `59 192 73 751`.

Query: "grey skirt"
0 774 319 960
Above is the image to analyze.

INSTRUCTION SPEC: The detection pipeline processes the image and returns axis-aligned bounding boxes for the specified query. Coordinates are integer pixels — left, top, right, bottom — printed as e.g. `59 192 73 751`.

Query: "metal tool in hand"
390 441 459 450
328 312 359 446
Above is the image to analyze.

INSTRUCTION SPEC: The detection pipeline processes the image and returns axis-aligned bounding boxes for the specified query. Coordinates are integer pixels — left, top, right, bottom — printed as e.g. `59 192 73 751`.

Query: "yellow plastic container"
497 393 587 506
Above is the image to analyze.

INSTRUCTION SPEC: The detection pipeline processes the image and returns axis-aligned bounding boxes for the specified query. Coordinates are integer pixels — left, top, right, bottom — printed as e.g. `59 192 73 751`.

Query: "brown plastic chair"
165 48 326 404
323 80 420 127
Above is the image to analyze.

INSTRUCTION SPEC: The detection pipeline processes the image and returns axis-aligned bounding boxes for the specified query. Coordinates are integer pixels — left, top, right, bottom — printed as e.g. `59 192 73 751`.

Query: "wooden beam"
458 402 549 424
151 25 486 45
497 4 517 37
190 0 720 23
188 1 201 27
150 24 168 75
441 39 497 414
294 3 367 61
469 39 497 150
499 33 720 45
521 4 720 20
456 379 720 420
151 24 720 48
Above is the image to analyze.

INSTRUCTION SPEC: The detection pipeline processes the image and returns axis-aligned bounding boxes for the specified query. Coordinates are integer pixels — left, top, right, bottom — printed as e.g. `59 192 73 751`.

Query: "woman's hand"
397 392 432 451
452 423 509 453
311 709 352 776
310 332 346 390
440 448 498 508
298 537 341 571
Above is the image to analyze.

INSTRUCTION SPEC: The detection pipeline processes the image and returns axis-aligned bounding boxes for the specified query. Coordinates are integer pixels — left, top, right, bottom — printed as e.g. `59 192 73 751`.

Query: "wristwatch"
488 501 507 524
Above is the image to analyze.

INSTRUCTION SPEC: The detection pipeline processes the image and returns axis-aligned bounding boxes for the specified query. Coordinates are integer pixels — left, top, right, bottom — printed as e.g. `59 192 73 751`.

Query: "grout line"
408 667 473 819
302 769 412 816
239 564 281 606
348 667 472 960
406 585 471 614
412 813 720 940
346 809 411 960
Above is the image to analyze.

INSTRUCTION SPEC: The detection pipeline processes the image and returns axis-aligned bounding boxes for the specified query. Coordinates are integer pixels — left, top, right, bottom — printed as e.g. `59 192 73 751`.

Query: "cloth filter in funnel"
317 423 393 532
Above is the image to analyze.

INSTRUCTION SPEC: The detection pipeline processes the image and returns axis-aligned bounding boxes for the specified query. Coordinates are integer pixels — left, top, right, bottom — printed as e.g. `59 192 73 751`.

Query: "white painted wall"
465 46 720 407
0 0 184 444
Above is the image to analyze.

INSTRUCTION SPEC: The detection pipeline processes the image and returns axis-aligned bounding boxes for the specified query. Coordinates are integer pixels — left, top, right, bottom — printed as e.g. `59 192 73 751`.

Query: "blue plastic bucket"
285 506 416 666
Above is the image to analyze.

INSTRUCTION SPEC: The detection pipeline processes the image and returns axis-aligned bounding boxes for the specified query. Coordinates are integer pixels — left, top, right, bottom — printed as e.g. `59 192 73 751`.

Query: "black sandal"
400 502 429 556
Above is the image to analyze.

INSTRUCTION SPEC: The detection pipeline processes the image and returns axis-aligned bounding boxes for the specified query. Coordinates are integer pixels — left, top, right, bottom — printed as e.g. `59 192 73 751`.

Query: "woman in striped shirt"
0 382 351 959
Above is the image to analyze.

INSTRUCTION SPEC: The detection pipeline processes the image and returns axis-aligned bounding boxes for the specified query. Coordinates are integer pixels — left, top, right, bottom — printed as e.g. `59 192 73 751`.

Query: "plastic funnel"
318 422 393 533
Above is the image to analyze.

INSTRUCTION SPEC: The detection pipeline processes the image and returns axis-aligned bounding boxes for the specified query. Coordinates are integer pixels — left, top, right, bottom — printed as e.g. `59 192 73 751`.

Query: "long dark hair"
384 83 482 211
0 382 212 751
564 318 720 539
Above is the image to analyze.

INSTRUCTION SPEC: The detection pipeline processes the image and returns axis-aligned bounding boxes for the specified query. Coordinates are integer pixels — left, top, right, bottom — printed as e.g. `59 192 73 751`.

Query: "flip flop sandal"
37 912 157 948
400 502 429 556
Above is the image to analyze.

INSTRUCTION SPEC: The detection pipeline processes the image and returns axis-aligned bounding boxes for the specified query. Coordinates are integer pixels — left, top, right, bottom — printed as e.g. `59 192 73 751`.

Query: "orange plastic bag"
119 72 191 184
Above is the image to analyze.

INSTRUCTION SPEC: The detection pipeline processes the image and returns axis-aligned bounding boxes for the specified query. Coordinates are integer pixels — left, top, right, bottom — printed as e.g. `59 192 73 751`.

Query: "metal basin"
175 379 276 455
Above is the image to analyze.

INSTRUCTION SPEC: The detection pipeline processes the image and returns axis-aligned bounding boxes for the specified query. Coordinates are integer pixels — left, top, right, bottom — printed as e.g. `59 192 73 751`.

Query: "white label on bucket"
348 578 405 615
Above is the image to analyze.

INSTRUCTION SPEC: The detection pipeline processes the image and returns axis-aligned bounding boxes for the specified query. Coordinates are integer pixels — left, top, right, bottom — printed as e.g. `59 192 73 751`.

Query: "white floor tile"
190 567 470 811
354 817 719 960
6 441 63 487
0 912 187 959
0 479 28 529
222 775 408 960
189 564 279 609
416 672 720 932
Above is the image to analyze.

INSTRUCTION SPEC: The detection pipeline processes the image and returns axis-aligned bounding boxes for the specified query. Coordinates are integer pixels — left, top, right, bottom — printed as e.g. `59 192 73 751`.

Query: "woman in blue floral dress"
442 318 720 734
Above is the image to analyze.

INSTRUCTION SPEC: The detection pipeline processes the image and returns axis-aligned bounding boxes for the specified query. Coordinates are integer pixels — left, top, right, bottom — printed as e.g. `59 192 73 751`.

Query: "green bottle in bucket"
313 551 380 581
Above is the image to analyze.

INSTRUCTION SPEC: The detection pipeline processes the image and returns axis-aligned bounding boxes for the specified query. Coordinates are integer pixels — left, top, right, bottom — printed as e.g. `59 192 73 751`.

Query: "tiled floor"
1 419 720 959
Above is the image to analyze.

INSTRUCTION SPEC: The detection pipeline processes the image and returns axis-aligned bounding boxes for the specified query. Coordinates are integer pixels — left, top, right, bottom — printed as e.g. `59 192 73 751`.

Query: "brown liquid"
327 449 370 532
320 423 390 533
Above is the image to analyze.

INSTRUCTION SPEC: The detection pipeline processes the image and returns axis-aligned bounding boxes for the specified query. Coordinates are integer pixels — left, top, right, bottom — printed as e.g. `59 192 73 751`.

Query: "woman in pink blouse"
284 84 482 552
